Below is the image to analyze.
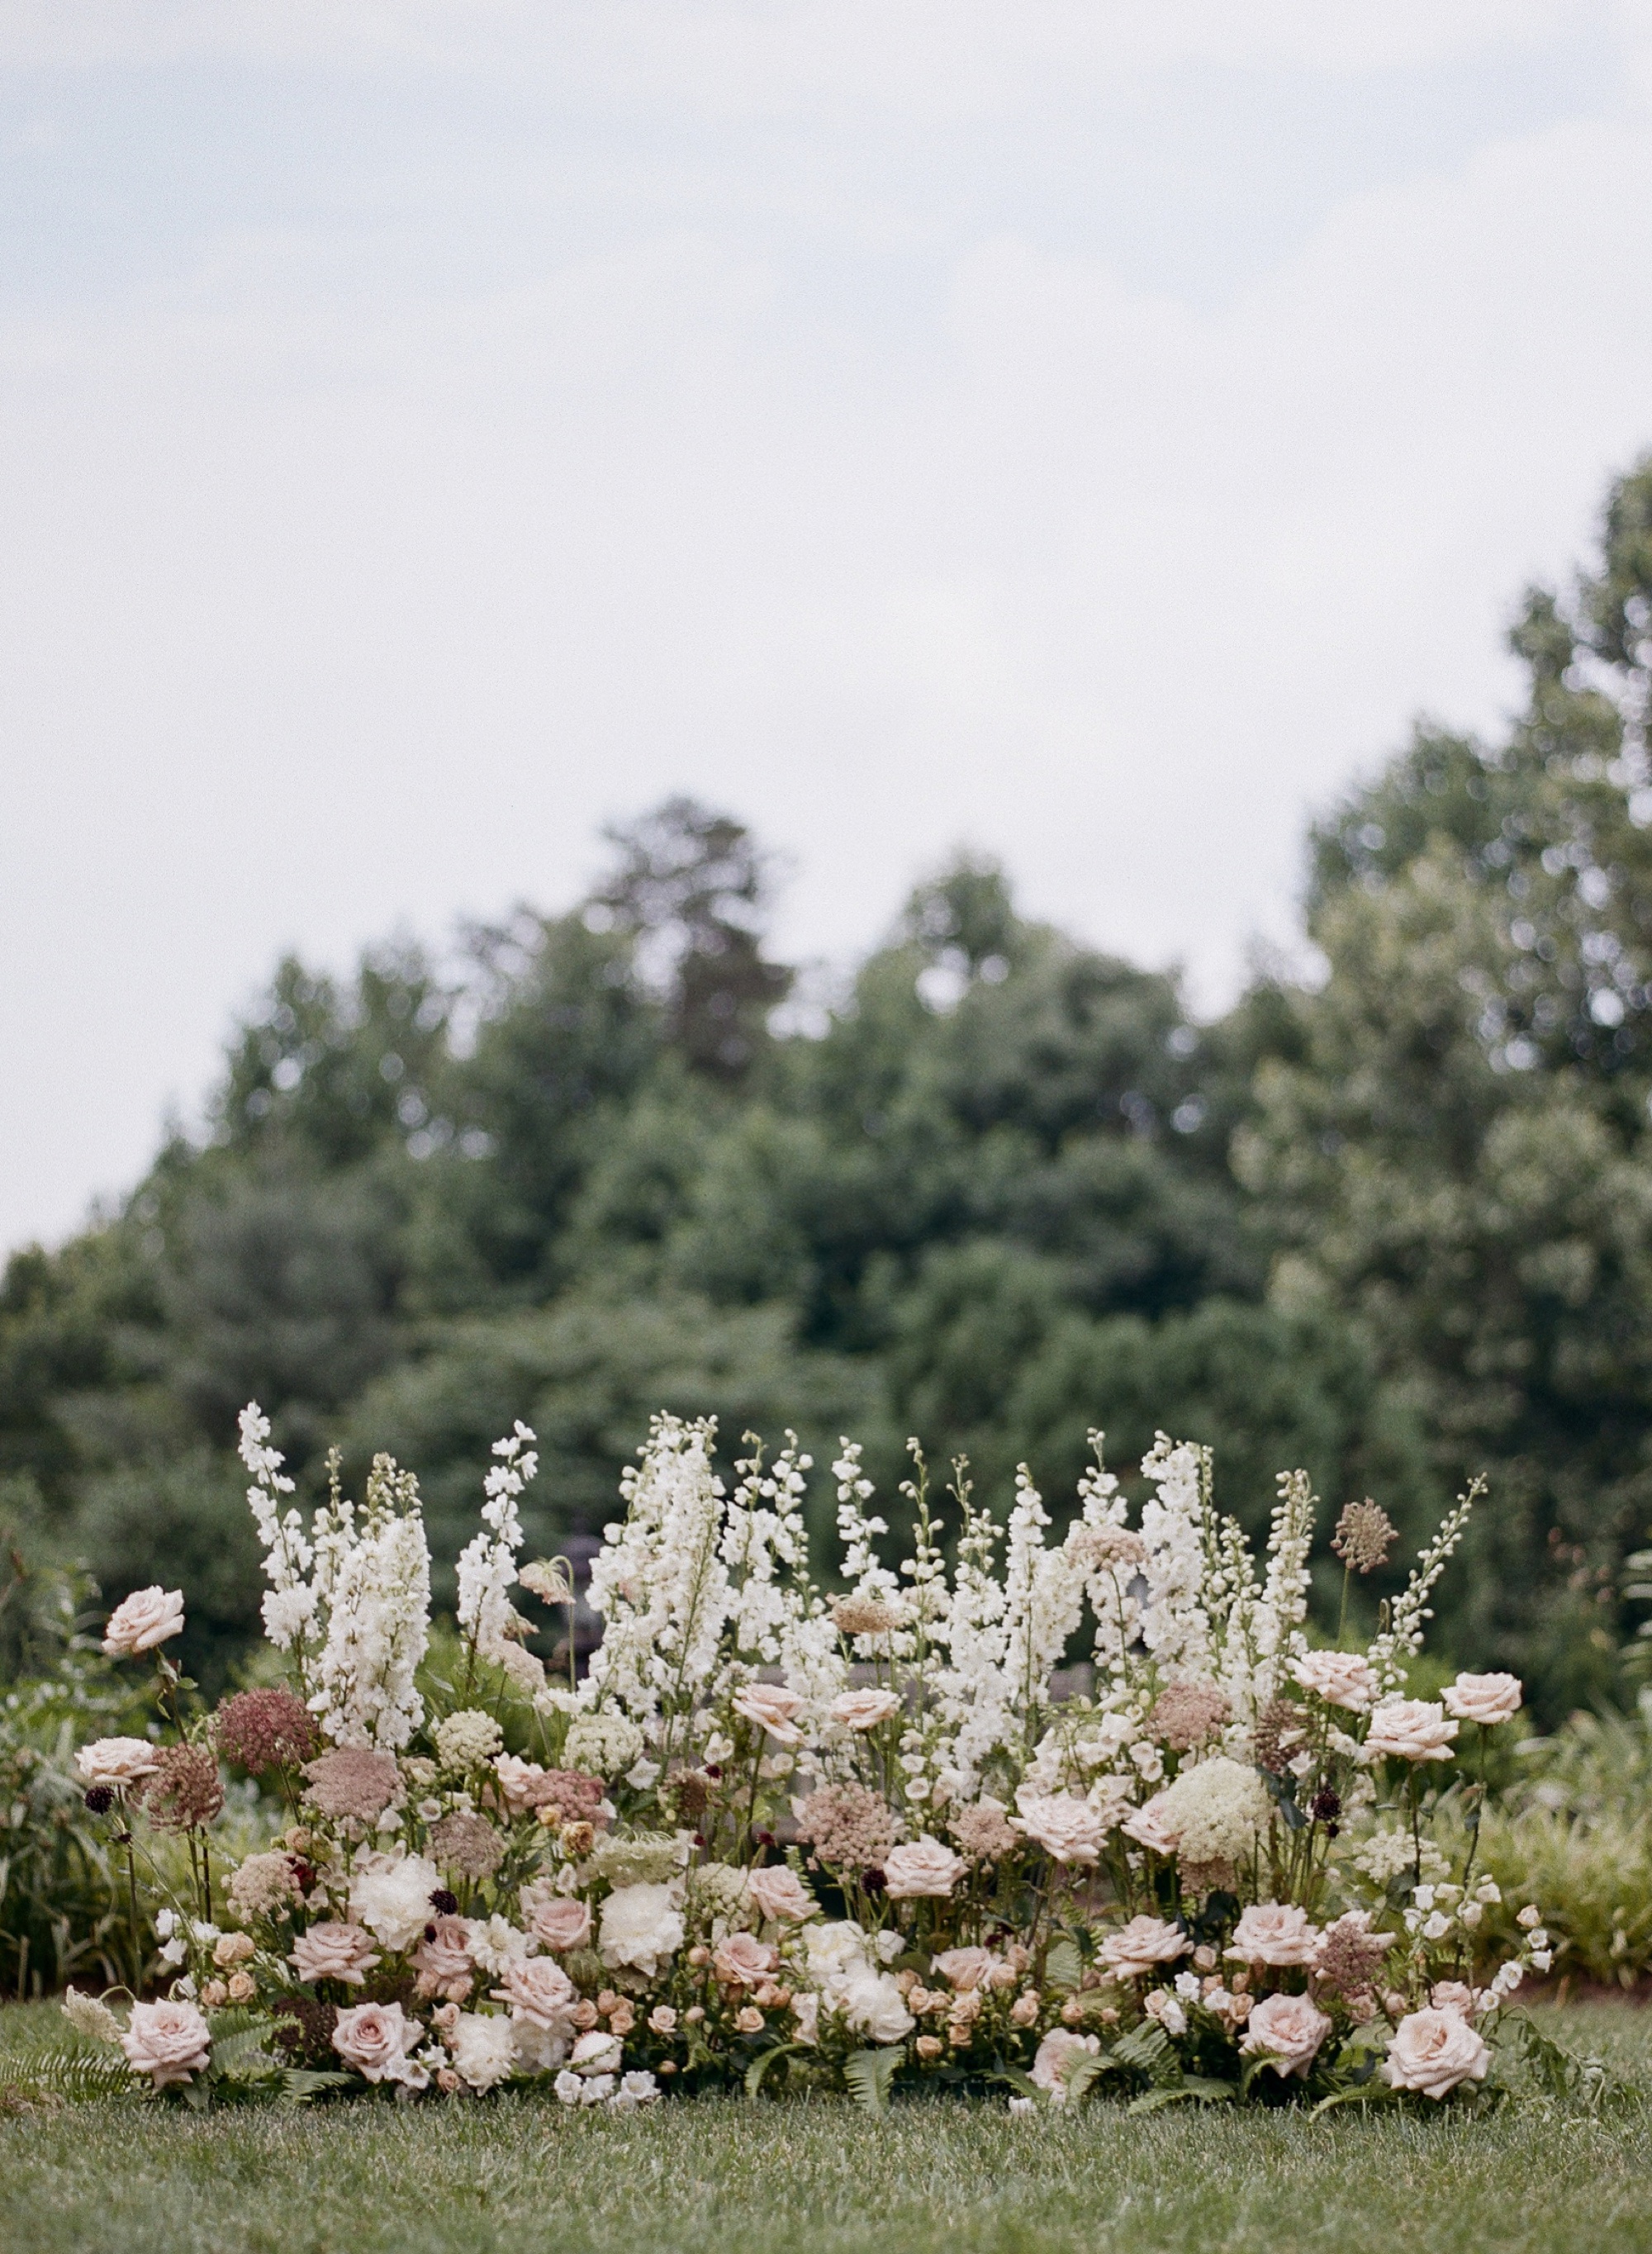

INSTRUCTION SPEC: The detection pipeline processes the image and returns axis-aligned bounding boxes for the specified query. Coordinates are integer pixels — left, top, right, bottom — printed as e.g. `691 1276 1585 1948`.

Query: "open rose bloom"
60 1402 1555 2114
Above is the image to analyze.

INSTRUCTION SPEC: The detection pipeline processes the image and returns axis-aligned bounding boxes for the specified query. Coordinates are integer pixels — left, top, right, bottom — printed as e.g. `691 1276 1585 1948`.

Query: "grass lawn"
2 2001 1650 2254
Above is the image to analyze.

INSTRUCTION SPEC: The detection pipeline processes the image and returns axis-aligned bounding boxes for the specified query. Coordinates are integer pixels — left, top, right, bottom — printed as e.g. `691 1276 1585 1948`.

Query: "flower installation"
53 1404 1563 2114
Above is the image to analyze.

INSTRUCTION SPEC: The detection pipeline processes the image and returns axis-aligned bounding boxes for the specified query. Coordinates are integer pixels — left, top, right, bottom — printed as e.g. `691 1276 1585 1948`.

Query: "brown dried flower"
1147 1679 1232 1753
1332 1500 1398 1577
1252 1697 1308 1777
663 1768 718 1821
213 1688 319 1775
137 1744 225 1833
428 1812 505 1881
302 1748 401 1823
830 1597 899 1637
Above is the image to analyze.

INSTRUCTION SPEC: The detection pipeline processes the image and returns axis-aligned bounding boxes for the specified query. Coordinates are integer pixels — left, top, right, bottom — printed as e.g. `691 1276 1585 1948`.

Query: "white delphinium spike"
456 1421 540 1689
310 1453 430 1749
1368 1478 1486 1691
999 1466 1085 1729
238 1402 317 1659
933 1470 1010 1798
1137 1435 1213 1676
833 1441 909 1658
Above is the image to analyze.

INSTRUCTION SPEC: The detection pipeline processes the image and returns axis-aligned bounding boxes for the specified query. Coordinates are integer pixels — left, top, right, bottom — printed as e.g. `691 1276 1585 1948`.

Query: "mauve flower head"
303 1746 401 1822
792 1783 898 1873
138 1744 225 1834
214 1688 318 1774
1331 1499 1398 1576
429 1811 505 1881
1147 1680 1232 1753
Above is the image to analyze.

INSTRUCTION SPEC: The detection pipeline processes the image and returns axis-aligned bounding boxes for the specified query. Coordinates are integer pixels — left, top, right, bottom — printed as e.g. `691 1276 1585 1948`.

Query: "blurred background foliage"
7 464 1652 1726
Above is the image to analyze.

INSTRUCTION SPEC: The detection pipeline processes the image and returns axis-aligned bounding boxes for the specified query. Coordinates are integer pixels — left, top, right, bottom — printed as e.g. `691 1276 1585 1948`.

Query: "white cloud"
2 7 1650 1248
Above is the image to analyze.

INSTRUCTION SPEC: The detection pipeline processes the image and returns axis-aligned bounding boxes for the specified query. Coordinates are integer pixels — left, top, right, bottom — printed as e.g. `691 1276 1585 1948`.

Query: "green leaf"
1109 2021 1181 2087
1061 2054 1113 2105
1042 1938 1083 1995
1125 2079 1234 2114
984 2063 1042 2103
843 2047 903 2113
0 2045 137 2103
1310 2078 1405 2120
280 2069 352 2105
744 2044 801 2100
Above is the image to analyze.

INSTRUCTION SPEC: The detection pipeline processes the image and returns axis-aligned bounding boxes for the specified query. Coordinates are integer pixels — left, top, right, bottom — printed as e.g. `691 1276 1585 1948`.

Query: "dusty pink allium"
539 1770 609 1825
428 1812 504 1881
1332 1499 1398 1576
1313 1911 1396 2000
947 1801 1020 1862
303 1747 401 1822
227 1851 303 1922
214 1688 318 1774
1147 1680 1232 1754
829 1597 899 1637
791 1782 899 1873
137 1744 225 1833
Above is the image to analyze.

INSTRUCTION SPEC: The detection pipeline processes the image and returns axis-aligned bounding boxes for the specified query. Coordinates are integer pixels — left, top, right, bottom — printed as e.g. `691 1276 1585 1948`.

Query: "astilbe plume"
213 1687 319 1773
948 1801 1020 1861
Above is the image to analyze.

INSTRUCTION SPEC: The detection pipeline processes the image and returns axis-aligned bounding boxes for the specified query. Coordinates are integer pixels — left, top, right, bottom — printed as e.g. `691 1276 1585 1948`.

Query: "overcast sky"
5 1 1652 1255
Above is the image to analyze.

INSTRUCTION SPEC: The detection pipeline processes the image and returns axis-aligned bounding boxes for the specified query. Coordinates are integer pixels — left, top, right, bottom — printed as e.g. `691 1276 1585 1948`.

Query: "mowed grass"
2 2003 1651 2254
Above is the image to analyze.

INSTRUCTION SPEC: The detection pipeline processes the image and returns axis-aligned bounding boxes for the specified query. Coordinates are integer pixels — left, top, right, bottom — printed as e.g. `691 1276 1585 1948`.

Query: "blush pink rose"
1384 2007 1490 2100
522 1893 592 1952
1292 1651 1379 1711
932 1947 995 1992
331 2000 424 2086
713 1932 778 1986
1098 1916 1189 1979
1241 1991 1332 2078
1013 1789 1107 1864
1365 1700 1458 1763
731 1684 805 1746
491 1955 577 2032
883 1837 966 1899
289 1920 381 1986
828 1689 903 1731
492 1753 553 1815
102 1587 185 1658
1441 1673 1523 1727
748 1865 818 1924
1121 1794 1180 1856
75 1737 160 1788
121 1999 211 2088
1226 1904 1321 1967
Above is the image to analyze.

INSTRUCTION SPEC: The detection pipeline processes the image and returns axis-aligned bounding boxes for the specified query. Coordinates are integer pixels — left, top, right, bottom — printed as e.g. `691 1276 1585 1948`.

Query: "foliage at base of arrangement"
32 1397 1600 2123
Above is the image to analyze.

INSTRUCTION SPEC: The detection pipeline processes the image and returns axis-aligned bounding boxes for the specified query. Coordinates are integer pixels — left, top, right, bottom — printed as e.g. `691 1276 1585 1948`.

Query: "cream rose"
330 2000 424 2086
883 1837 966 1899
75 1737 159 1789
523 1893 592 1952
1031 2027 1101 2100
1384 2006 1491 2100
492 1753 551 1815
713 1932 778 1986
121 1999 211 2088
102 1586 185 1658
1441 1673 1523 1728
838 1967 914 2045
1226 1903 1321 1967
289 1920 381 1986
1241 1991 1332 2078
828 1689 902 1731
1292 1650 1379 1711
1365 1700 1459 1763
731 1684 805 1746
598 1882 685 1977
491 1954 577 2032
1098 1916 1189 1979
748 1864 818 1924
1013 1789 1106 1864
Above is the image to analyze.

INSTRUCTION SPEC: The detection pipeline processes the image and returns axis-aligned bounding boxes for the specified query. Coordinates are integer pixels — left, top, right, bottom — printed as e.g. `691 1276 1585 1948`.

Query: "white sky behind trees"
6 1 1652 1250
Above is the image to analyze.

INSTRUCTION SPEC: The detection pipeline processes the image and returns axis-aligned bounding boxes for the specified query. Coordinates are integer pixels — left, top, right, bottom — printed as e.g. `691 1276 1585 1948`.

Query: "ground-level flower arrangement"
36 1406 1590 2116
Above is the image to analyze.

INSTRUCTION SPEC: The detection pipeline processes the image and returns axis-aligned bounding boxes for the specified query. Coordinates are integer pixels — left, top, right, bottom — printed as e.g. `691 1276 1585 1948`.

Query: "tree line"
6 462 1652 1720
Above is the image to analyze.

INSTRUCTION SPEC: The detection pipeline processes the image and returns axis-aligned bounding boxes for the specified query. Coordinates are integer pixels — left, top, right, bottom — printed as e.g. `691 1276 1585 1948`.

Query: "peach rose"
932 1946 994 1992
76 1736 161 1789
1292 1650 1379 1711
1441 1673 1523 1728
1241 1991 1332 2078
290 1920 381 1986
713 1932 778 1986
331 2000 425 2085
1226 1903 1320 1967
731 1684 805 1746
102 1586 185 1659
1365 1700 1458 1763
1429 1981 1482 2019
1098 1915 1189 1979
1013 1789 1106 1864
1384 2006 1490 2100
491 1955 577 2032
828 1689 902 1731
121 1999 211 2088
748 1865 818 1924
523 1894 592 1952
883 1837 966 1899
